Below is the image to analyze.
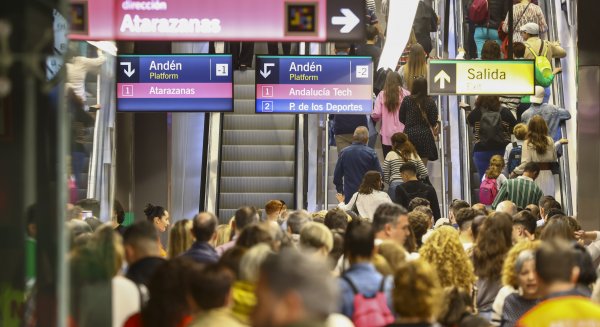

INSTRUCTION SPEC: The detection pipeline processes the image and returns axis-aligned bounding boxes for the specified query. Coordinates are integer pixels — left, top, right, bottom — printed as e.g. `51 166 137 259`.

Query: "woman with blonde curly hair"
419 226 476 291
388 260 442 326
491 240 540 326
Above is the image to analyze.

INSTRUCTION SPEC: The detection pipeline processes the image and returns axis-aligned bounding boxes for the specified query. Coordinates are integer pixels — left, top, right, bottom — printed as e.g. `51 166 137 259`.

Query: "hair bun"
144 203 155 217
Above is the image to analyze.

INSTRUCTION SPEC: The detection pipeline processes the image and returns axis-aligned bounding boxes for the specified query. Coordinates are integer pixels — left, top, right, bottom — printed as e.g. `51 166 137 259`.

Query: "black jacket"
395 180 441 220
125 256 167 287
330 115 368 136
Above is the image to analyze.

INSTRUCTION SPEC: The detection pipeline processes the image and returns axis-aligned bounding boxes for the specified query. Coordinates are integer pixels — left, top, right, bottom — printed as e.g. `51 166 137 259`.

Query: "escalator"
217 70 298 221
455 0 573 212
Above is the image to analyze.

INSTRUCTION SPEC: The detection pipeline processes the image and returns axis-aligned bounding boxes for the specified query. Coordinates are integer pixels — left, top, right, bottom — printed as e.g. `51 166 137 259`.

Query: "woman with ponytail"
382 132 429 203
371 71 410 158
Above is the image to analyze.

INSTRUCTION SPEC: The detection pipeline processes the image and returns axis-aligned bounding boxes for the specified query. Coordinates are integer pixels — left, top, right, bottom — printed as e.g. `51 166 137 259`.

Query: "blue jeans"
72 151 86 189
388 180 403 204
474 27 501 58
473 149 505 181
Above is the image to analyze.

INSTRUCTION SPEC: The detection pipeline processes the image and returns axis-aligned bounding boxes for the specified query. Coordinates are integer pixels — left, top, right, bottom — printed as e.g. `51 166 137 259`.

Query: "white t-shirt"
112 276 141 327
338 190 392 221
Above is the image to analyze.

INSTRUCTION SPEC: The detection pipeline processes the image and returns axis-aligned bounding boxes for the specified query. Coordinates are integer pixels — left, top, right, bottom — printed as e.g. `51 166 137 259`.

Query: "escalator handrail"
539 0 573 215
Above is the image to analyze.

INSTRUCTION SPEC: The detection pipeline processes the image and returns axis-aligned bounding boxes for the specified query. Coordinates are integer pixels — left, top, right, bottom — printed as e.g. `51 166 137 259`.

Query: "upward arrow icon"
434 70 451 89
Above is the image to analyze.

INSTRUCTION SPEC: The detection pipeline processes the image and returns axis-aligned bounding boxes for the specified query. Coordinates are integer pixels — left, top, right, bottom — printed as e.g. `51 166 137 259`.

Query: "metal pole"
323 115 329 210
439 95 448 218
459 101 472 203
508 0 514 58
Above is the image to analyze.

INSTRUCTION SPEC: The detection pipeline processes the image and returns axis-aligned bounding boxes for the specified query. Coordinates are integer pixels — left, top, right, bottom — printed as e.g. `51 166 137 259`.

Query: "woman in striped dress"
383 132 429 203
502 0 547 43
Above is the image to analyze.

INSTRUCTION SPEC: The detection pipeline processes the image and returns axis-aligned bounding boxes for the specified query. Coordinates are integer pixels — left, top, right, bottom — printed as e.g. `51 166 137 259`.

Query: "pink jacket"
371 87 410 145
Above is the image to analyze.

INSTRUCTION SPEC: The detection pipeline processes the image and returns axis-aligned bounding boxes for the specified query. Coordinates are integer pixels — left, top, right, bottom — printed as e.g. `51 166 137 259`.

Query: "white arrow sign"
260 63 275 78
434 70 451 89
120 62 136 77
331 8 360 34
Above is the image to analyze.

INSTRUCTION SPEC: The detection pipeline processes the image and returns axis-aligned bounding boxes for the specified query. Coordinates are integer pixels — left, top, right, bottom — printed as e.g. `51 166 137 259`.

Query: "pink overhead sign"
69 0 364 41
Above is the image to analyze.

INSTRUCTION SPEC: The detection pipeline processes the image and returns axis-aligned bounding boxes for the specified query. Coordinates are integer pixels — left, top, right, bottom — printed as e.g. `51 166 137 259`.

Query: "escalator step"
234 70 256 85
232 99 257 115
234 85 255 99
222 130 295 146
221 161 295 177
223 115 295 130
221 145 295 161
220 176 295 193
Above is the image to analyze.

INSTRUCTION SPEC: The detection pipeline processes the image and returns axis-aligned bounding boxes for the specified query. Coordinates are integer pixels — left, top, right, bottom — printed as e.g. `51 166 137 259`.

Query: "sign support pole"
508 0 514 58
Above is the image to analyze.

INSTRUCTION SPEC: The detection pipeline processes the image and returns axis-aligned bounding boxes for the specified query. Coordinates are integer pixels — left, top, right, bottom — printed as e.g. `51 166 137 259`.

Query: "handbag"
350 194 360 216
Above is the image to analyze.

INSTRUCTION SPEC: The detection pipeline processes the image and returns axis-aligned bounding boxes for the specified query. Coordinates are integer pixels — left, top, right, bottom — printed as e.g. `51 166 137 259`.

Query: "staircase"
217 70 297 221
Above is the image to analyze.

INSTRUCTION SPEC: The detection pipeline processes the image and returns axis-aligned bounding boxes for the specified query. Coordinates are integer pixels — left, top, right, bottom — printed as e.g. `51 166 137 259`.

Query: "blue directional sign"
255 55 373 114
116 54 233 112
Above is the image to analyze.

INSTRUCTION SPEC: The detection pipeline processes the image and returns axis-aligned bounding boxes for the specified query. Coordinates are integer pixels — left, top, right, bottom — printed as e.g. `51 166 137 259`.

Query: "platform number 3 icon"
356 65 369 78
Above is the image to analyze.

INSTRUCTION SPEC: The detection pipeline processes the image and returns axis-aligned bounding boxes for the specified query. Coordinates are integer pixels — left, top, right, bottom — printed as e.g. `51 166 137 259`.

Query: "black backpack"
479 109 505 145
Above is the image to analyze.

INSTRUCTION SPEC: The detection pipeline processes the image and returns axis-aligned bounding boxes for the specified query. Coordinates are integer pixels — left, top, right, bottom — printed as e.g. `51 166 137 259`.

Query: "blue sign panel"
116 54 233 112
255 55 373 114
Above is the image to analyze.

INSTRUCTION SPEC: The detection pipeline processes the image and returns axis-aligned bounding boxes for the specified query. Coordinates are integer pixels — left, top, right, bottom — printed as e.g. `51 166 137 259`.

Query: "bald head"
192 212 218 242
353 126 369 144
496 201 517 216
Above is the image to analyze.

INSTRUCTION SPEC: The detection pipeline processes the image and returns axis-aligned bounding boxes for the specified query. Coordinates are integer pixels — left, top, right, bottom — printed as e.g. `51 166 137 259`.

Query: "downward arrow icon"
434 70 451 89
260 63 275 78
120 62 136 78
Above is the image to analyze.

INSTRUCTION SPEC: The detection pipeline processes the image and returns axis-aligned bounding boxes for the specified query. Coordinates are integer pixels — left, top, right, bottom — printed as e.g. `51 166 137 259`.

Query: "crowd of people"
63 191 600 327
52 1 586 327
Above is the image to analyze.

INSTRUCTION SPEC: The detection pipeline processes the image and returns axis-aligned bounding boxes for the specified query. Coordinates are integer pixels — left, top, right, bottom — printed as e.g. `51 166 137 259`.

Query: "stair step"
232 99 257 115
234 70 256 85
234 85 255 99
221 161 295 177
219 192 294 209
222 130 295 146
221 176 295 193
223 115 295 130
221 145 295 161
220 176 295 193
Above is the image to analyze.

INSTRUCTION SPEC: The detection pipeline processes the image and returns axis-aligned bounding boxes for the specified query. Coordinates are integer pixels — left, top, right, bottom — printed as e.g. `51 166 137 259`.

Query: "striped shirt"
382 151 429 184
492 176 544 210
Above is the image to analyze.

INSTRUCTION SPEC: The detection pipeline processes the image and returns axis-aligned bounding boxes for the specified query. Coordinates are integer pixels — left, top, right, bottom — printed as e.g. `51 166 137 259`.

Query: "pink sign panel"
70 0 364 41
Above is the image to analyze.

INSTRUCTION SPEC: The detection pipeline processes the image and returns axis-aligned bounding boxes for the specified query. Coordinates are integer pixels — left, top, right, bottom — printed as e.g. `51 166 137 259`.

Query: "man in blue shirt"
338 219 393 319
334 126 382 201
521 86 571 141
182 212 219 264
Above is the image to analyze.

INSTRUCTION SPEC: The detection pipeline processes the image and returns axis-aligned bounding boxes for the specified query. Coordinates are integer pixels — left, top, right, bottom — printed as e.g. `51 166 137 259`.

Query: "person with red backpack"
479 155 507 205
468 0 509 57
338 219 394 327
